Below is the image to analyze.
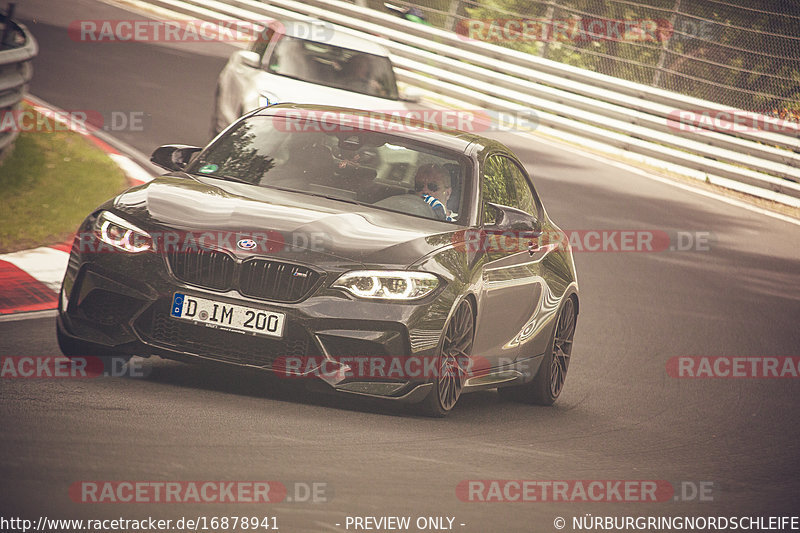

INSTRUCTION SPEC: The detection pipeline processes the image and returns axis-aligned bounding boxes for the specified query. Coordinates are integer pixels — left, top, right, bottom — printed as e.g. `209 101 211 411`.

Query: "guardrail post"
1 2 16 47
652 0 680 88
539 1 555 59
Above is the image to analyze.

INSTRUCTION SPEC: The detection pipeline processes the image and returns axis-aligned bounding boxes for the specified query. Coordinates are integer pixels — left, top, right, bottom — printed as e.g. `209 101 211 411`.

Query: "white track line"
0 309 59 323
1 248 71 292
109 153 155 184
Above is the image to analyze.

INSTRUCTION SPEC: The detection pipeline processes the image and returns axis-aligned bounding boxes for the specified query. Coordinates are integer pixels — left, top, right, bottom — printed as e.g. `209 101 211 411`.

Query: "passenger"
414 164 453 221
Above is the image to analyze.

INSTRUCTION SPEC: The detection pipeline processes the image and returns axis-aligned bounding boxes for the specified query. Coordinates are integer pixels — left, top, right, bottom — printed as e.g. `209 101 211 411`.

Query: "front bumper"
59 236 453 401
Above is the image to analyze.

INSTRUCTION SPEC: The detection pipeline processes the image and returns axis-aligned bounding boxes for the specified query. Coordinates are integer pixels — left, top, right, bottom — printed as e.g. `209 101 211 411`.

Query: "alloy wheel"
549 297 576 398
437 300 474 412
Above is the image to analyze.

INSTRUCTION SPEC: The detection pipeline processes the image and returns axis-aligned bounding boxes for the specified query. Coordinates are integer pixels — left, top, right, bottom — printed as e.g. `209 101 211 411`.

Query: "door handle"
527 231 542 256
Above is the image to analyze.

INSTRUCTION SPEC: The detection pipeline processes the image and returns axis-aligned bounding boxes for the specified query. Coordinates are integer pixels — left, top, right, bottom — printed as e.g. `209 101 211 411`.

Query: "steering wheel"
373 194 439 219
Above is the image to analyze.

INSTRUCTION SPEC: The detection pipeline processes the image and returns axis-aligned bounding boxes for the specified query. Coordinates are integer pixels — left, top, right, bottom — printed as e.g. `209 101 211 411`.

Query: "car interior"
193 119 465 222
267 36 398 100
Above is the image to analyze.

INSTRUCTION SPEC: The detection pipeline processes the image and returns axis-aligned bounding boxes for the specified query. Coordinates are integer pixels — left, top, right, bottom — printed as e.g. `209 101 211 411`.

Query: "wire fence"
369 0 800 121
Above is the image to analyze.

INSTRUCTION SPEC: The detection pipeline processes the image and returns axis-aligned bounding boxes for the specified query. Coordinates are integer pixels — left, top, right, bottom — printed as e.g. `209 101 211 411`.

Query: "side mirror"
400 86 423 103
485 202 538 234
239 50 262 69
150 145 202 172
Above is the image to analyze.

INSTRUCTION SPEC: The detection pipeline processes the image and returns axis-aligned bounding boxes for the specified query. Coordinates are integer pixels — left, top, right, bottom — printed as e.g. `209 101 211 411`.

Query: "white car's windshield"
266 36 400 100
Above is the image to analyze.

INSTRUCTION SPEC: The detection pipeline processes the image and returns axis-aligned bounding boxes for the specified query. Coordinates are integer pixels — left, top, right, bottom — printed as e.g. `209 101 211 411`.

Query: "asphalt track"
2 1 800 531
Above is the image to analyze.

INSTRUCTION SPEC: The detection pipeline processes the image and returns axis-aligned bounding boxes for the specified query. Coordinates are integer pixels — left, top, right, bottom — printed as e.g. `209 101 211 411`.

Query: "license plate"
170 293 285 338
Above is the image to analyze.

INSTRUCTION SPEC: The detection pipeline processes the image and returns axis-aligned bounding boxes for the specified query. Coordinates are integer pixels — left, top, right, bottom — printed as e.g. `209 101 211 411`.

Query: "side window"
482 155 515 225
506 158 540 222
481 155 541 225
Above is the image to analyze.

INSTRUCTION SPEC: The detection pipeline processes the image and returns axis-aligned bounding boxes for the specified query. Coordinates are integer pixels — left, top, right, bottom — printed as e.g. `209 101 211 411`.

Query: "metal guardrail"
0 5 37 158
142 0 800 206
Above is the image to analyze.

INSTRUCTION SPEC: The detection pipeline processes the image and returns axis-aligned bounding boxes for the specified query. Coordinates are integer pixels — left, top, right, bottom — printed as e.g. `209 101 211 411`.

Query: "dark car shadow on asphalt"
124 354 569 421
132 355 437 418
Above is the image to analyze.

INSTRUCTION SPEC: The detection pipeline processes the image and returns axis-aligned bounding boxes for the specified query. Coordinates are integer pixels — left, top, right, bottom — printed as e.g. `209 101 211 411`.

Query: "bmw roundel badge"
237 238 258 250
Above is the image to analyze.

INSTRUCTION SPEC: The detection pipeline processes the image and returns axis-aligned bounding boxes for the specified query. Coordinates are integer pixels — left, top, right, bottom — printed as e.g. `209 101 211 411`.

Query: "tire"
417 299 475 417
498 295 577 405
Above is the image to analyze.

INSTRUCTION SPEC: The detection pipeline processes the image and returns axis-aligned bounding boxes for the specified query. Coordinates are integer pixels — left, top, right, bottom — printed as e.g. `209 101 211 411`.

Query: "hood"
113 176 457 269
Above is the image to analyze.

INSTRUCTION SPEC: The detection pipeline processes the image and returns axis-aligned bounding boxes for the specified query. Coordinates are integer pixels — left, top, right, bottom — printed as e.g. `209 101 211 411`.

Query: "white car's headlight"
333 271 440 301
94 211 152 253
258 91 279 108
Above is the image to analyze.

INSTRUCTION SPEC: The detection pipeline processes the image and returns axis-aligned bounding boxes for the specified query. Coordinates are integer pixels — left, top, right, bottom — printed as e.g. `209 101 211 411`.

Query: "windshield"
187 115 468 224
266 36 399 100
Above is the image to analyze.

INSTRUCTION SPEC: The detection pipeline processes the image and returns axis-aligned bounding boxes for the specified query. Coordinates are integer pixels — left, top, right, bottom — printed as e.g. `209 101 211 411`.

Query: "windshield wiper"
260 184 369 207
305 192 368 207
191 176 370 207
193 173 255 185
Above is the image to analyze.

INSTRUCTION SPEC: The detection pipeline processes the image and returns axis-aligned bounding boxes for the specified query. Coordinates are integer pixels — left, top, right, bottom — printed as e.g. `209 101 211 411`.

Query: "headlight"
258 91 279 107
333 271 439 300
94 211 152 253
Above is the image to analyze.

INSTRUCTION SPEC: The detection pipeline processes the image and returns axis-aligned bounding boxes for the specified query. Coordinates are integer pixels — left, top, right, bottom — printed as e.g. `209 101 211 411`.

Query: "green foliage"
0 115 128 252
414 0 799 114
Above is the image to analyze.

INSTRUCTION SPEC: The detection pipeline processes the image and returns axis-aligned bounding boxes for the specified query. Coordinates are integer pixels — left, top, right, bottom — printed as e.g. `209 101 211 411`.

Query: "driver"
346 54 384 96
414 164 453 221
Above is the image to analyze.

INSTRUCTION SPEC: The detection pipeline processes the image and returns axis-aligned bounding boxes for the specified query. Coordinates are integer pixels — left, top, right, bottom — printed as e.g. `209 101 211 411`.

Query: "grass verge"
0 110 128 253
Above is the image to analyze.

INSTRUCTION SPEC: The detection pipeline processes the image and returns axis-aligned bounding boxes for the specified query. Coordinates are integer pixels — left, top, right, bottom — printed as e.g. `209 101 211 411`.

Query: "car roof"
278 20 391 58
257 104 506 154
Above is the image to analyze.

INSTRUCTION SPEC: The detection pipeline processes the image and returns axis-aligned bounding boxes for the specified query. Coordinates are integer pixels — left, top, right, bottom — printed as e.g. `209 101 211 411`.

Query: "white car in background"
212 20 420 137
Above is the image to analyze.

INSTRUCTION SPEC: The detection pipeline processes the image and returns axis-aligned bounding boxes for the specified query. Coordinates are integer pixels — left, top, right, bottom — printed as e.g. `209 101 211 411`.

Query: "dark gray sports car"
57 104 579 416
